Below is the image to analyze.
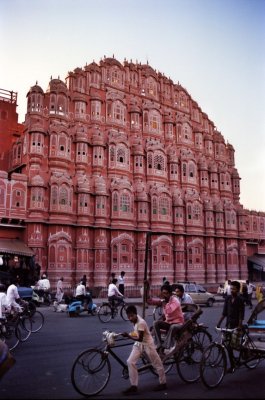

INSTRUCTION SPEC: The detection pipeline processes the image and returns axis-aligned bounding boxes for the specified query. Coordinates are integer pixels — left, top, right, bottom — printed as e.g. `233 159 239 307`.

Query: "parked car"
171 282 216 307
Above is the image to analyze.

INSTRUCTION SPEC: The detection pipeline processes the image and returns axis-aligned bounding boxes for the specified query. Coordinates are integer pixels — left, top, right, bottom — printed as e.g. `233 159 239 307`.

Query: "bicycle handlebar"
215 327 239 333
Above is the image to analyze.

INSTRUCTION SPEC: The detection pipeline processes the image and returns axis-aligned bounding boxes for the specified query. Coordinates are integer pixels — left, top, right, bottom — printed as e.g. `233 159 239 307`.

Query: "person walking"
246 280 255 309
56 277 64 303
117 271 125 295
224 280 232 298
121 304 167 395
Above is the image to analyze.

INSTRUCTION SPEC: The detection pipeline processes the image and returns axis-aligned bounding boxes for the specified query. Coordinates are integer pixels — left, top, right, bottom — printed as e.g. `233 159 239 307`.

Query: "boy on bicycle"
121 305 167 395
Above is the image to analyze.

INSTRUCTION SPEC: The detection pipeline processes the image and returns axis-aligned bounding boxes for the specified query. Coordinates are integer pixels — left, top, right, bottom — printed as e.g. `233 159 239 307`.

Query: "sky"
0 0 264 211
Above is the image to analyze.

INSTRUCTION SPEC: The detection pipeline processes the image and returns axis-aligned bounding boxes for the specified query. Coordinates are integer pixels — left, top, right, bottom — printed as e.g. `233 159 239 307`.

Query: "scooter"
66 295 97 317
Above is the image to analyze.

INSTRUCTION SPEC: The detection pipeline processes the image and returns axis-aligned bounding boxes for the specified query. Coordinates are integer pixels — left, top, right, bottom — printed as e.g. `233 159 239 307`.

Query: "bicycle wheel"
18 316 32 342
71 348 111 397
5 321 20 351
200 343 226 388
153 305 163 321
120 304 129 321
97 304 112 323
192 326 212 350
177 339 203 383
30 311 44 333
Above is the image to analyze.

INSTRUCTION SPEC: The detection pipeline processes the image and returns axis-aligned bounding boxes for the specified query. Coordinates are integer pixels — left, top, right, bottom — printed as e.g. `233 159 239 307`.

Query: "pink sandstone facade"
1 56 265 290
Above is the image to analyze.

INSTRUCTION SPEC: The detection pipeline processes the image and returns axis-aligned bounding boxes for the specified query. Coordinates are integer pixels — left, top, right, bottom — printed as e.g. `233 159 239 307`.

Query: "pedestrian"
121 304 167 395
118 271 125 295
56 277 64 303
256 284 263 302
246 280 255 309
217 280 245 372
153 284 184 352
217 283 225 296
224 280 231 298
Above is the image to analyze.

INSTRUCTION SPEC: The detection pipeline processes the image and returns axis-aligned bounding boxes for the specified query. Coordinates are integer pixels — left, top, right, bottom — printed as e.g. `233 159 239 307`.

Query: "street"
0 301 265 399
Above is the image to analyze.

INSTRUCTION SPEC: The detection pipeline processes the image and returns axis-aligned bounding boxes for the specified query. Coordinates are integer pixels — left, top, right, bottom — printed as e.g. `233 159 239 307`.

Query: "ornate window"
91 100 101 120
31 187 44 209
113 192 118 212
76 142 88 163
12 187 25 208
146 77 157 97
74 101 86 119
31 133 43 154
149 111 160 133
154 153 165 171
0 182 6 206
152 197 158 215
93 146 103 166
78 193 89 214
120 193 130 213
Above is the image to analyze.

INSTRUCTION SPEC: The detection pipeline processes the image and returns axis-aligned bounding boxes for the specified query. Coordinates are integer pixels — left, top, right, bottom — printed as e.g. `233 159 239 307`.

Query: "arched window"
51 186 58 208
159 196 169 216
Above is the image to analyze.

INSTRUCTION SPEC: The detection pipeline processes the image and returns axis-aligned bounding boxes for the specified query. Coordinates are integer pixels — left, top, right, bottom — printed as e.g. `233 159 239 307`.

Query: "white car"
172 282 216 307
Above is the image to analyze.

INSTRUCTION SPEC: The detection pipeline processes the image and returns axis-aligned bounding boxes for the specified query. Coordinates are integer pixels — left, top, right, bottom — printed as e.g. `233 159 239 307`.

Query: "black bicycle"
200 325 264 388
97 299 129 323
71 331 162 397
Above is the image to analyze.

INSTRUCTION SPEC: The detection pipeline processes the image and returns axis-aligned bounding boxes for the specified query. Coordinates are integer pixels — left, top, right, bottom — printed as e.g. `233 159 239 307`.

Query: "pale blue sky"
0 0 264 211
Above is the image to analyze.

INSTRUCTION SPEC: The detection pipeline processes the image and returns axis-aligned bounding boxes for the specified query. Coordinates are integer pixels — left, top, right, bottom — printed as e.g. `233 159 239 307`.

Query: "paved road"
1 300 264 399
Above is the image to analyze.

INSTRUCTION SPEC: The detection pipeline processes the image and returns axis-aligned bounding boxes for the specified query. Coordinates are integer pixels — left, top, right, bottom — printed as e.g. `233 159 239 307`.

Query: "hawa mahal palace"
0 56 264 290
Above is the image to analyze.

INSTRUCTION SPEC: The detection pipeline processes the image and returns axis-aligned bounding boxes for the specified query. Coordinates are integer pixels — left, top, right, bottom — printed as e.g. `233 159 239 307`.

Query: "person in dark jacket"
217 280 245 372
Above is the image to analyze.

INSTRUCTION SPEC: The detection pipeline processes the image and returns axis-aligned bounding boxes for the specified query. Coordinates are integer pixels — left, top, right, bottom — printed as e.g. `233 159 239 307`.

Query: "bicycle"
71 330 177 397
25 301 45 333
200 325 265 388
0 309 32 351
97 299 129 323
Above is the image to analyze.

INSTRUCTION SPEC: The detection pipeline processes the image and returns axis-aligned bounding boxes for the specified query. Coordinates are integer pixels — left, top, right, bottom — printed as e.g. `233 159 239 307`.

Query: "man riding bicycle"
107 278 124 307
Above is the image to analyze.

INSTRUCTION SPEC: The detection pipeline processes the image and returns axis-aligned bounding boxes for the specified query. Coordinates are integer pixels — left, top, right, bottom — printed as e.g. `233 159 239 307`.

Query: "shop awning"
248 254 265 272
0 239 34 257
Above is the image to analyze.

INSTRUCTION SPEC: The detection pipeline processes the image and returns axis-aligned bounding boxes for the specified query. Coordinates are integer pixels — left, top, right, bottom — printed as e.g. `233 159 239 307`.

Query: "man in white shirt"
37 274 51 291
108 278 124 306
0 284 8 317
6 279 22 313
75 280 92 308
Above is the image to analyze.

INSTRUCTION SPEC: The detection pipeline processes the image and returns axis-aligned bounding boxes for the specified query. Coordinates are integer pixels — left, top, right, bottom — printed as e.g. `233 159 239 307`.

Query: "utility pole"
142 231 151 318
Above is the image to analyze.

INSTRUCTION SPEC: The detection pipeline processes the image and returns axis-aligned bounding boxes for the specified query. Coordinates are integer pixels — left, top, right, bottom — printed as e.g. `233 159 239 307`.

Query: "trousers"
127 342 166 387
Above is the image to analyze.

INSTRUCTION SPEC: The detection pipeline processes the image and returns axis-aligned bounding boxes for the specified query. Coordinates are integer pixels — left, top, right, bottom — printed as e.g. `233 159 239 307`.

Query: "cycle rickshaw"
71 303 209 397
200 298 265 388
